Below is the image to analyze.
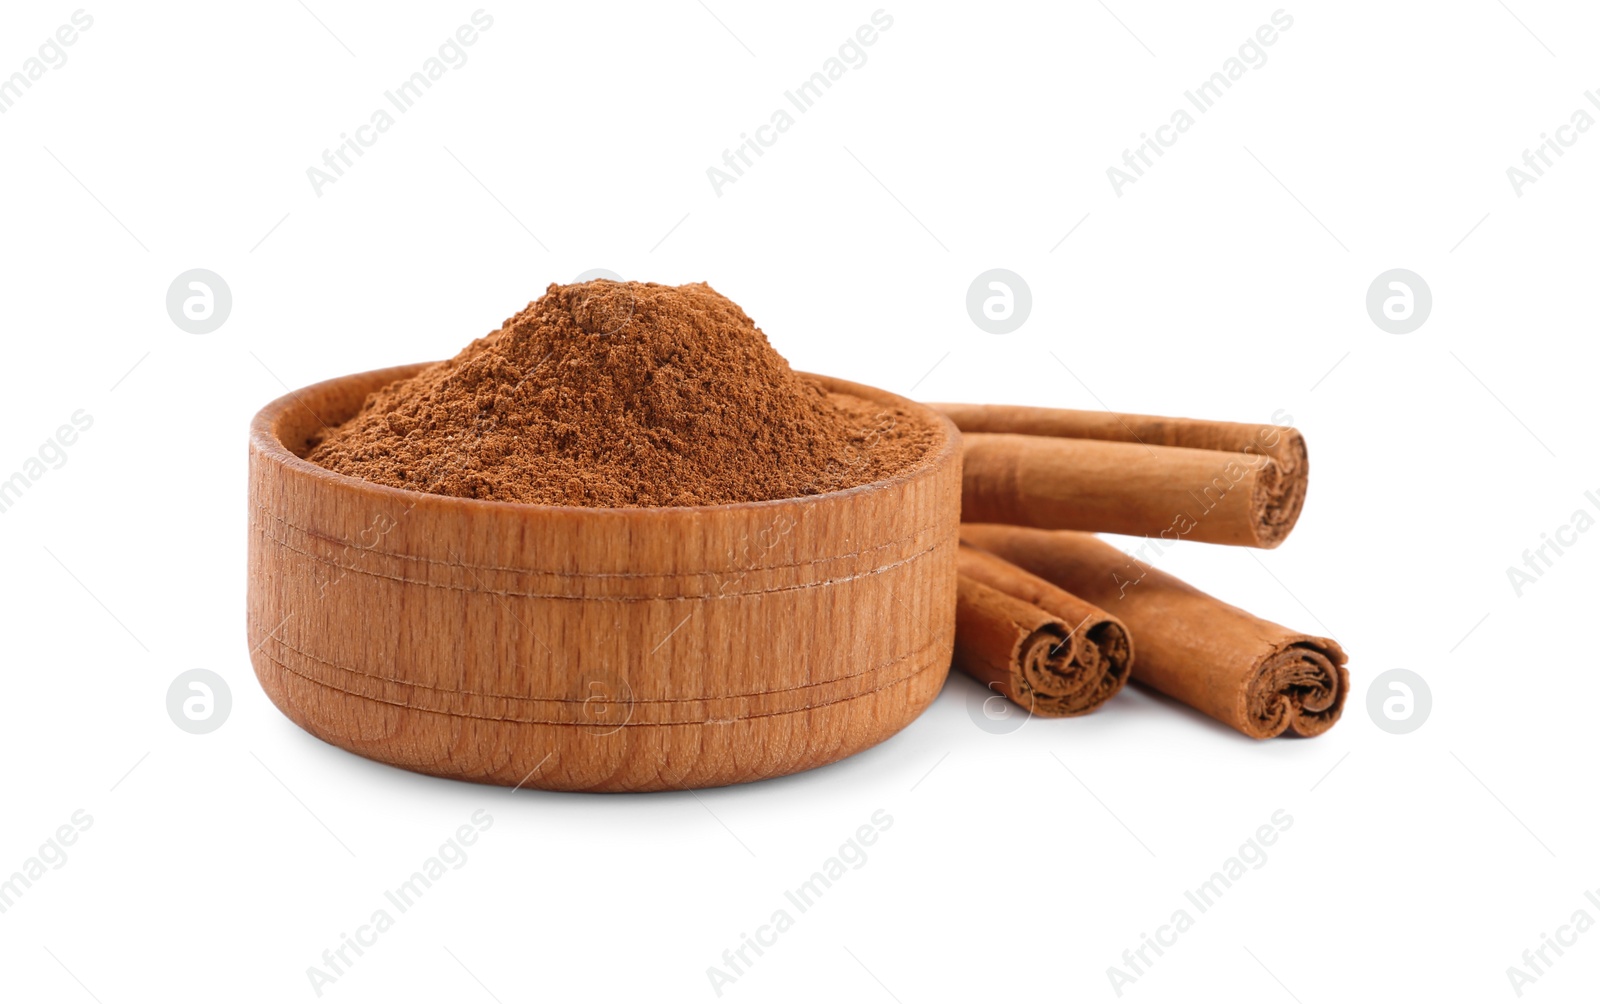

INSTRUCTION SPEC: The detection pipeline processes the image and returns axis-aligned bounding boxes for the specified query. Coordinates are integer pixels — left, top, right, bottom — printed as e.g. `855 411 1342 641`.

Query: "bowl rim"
250 362 960 518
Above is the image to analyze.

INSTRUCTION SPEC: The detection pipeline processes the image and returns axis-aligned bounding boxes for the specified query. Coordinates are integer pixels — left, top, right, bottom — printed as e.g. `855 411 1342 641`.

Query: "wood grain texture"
248 364 961 792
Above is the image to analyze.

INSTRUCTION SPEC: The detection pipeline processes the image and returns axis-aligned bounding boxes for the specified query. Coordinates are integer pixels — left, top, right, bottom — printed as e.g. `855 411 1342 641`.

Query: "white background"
1 1 1595 1001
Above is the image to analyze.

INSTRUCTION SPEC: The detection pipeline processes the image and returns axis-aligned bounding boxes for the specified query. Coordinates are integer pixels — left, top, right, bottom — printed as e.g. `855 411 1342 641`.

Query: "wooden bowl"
247 363 960 792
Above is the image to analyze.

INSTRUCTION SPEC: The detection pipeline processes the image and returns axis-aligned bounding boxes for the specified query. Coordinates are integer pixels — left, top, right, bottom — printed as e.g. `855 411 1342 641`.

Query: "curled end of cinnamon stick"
953 574 1133 718
1251 429 1308 549
1240 637 1348 738
1018 619 1132 717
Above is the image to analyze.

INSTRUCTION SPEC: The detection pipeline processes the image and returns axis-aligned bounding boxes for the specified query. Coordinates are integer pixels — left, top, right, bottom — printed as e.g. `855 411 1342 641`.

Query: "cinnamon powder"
305 280 934 507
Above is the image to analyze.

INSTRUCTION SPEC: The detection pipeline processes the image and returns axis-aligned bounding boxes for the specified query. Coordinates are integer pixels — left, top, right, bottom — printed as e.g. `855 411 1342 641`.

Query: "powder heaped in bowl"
305 280 934 507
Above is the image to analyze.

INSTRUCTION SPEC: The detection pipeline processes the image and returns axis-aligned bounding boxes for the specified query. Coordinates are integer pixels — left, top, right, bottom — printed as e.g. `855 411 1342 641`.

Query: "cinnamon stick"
961 525 1348 738
932 402 1305 470
953 544 1132 717
933 403 1307 548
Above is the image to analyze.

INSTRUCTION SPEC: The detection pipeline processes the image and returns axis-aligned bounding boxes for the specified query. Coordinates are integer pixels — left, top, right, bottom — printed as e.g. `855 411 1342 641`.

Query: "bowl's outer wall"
247 364 961 792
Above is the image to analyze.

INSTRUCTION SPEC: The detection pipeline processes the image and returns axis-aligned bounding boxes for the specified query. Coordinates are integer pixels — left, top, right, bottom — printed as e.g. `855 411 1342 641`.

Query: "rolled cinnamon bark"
954 544 1132 717
959 433 1297 548
960 524 1347 738
933 403 1307 548
931 402 1307 482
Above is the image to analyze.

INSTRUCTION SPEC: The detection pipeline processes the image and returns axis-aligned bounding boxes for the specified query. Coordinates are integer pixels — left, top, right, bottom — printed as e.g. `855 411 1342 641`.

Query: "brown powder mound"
304 280 935 507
